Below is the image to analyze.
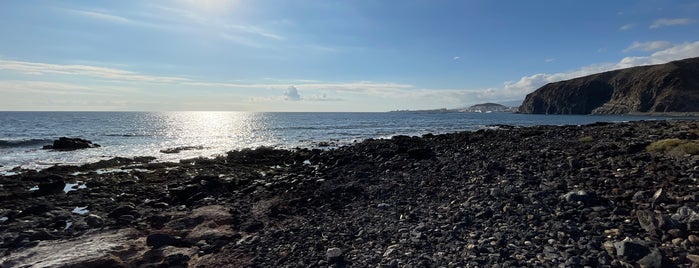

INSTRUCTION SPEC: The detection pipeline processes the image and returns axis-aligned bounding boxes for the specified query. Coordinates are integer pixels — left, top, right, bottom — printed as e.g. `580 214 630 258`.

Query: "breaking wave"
0 138 53 148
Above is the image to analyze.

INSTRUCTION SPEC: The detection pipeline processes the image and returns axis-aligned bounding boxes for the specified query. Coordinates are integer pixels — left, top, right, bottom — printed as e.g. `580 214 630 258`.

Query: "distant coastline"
390 103 519 113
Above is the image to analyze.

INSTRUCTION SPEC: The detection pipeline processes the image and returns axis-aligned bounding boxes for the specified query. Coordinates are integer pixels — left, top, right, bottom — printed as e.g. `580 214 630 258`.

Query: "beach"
2 119 699 267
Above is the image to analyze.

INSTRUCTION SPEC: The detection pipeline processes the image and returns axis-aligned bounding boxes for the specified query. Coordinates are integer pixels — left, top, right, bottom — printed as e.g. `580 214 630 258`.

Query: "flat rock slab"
0 229 145 268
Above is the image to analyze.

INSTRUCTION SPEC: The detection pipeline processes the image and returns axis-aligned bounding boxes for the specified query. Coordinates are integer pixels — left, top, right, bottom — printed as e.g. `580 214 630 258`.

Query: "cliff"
519 57 699 114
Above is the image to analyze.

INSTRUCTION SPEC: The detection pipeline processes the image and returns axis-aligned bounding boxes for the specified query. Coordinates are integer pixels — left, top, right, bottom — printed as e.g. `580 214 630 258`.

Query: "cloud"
623 41 672 52
503 41 699 97
0 80 137 96
650 18 695 29
0 60 190 83
226 25 284 40
453 56 460 61
544 58 555 63
619 24 634 30
63 9 132 24
185 81 413 95
283 86 301 101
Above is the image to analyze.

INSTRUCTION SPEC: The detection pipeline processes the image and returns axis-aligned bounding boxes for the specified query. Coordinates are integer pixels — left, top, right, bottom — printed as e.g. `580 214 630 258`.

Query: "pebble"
326 247 342 262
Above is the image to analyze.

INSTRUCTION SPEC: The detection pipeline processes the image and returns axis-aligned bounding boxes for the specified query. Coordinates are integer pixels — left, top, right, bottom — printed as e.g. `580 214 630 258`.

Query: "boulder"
43 137 101 151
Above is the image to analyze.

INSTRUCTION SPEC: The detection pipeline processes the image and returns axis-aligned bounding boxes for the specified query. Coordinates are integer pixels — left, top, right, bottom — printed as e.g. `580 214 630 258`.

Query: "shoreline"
2 119 699 267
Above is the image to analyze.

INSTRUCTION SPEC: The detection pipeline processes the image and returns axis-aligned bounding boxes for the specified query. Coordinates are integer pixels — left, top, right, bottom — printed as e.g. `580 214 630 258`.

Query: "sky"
1 0 698 112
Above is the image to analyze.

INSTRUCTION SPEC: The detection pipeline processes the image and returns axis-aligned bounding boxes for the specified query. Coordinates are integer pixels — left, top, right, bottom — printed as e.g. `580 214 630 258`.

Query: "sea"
0 111 680 173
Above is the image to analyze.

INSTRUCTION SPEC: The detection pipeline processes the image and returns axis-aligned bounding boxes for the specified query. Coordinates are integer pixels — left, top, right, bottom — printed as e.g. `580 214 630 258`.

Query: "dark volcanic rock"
519 57 699 114
3 120 699 267
42 137 101 151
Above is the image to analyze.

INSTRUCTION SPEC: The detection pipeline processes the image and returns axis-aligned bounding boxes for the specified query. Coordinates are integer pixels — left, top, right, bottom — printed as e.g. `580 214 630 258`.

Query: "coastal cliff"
519 57 699 114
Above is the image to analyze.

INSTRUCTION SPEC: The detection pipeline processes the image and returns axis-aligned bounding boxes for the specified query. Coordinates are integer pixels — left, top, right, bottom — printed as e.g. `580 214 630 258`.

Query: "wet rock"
42 137 100 151
160 145 204 154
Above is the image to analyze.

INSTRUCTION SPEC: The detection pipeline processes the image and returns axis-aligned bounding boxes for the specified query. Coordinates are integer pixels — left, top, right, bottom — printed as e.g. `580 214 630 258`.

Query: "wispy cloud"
0 60 190 83
619 23 634 30
650 18 695 29
0 80 137 96
623 41 672 52
226 25 284 40
63 9 132 24
185 81 413 95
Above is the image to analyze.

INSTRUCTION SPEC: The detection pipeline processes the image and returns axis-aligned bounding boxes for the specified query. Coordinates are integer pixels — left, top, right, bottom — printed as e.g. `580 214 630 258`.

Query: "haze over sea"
0 111 678 172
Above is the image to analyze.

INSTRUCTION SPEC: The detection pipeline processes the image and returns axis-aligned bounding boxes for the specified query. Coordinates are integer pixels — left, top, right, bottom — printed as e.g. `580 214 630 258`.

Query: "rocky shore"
1 120 699 267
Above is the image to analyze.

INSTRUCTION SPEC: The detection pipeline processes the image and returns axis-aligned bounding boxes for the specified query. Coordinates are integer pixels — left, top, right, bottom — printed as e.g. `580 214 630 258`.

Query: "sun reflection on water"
156 111 277 154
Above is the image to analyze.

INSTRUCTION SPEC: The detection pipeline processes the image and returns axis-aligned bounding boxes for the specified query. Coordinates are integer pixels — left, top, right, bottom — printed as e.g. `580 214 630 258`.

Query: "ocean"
0 111 677 172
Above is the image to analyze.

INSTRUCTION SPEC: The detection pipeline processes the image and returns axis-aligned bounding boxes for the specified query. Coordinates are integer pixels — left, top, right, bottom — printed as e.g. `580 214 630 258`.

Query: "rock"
42 137 101 151
160 145 204 154
146 233 187 248
636 248 663 268
651 188 665 207
687 254 699 263
85 214 104 227
37 179 66 196
160 253 190 268
406 148 434 160
637 210 663 233
29 229 57 241
240 219 264 232
326 247 342 262
672 206 699 231
107 205 139 219
562 190 597 206
688 234 699 245
614 239 653 262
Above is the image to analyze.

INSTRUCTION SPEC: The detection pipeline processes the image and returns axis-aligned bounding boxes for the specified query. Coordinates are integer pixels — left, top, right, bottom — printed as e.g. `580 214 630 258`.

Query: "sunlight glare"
179 0 237 15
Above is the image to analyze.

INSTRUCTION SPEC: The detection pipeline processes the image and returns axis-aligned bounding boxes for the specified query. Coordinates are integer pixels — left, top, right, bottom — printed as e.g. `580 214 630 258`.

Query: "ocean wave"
0 138 53 148
104 134 151 137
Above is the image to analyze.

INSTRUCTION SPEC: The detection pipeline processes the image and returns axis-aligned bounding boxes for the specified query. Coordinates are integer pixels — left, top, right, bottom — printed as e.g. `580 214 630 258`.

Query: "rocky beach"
1 119 699 267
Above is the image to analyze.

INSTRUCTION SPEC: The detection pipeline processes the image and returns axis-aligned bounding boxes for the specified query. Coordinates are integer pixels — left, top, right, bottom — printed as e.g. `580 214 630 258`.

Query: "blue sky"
1 0 698 111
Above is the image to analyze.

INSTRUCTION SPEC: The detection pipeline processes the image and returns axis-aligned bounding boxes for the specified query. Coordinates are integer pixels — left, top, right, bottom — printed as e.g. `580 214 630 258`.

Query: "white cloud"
283 86 301 101
453 56 460 61
0 60 190 83
619 24 634 30
544 58 555 63
623 41 672 52
650 18 695 29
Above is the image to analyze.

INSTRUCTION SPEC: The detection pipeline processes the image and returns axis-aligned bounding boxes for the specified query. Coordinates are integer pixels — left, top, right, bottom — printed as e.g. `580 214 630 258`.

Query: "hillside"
519 57 699 114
